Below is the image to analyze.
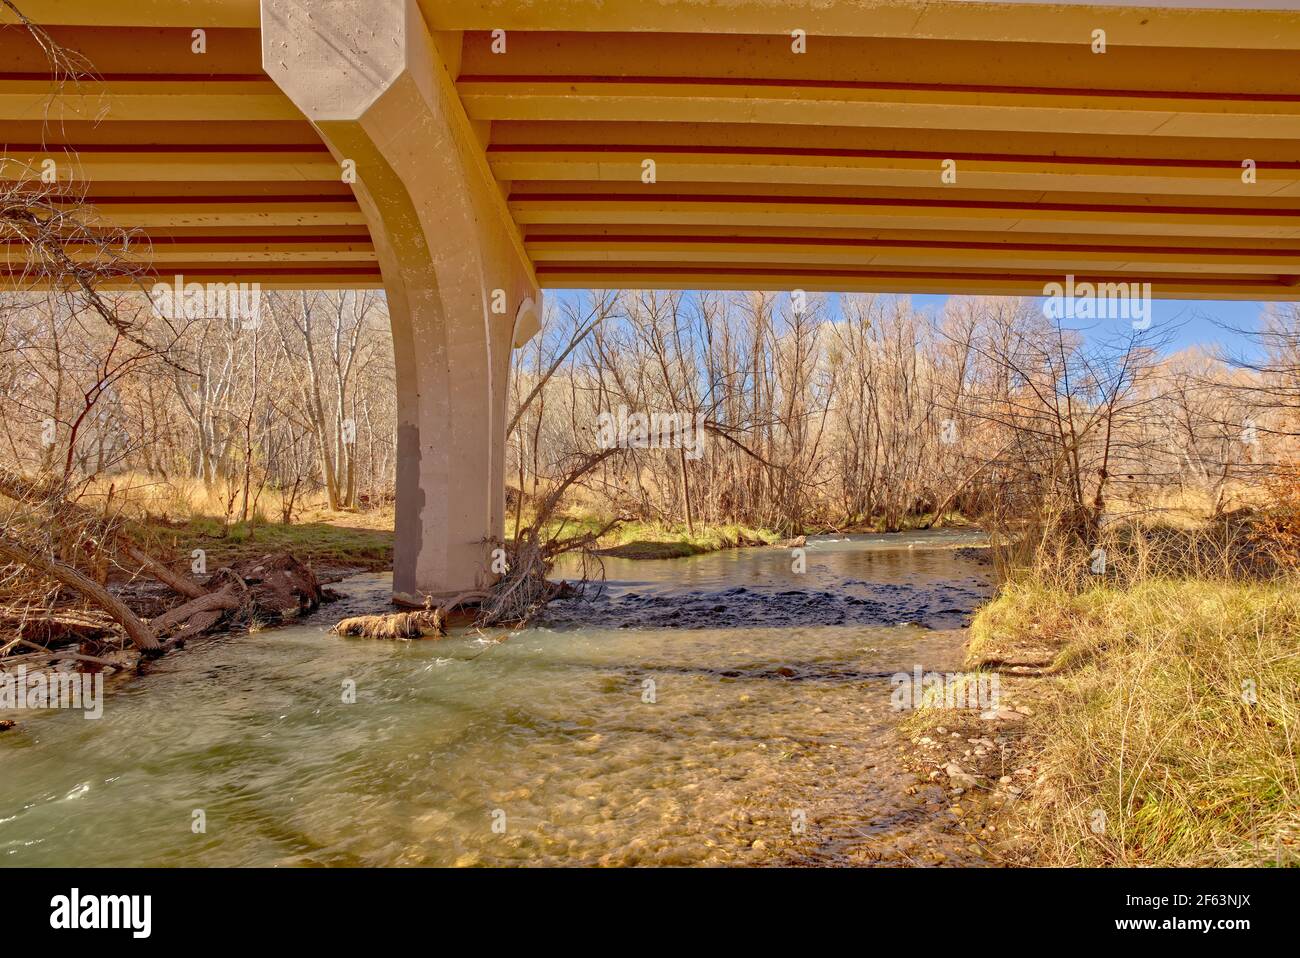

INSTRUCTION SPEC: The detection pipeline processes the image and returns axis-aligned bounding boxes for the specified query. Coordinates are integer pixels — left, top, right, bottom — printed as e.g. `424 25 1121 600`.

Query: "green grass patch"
132 516 393 572
508 512 776 559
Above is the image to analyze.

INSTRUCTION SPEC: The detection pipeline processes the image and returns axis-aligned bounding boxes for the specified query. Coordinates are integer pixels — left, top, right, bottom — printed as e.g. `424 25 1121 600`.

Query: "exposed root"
476 539 565 627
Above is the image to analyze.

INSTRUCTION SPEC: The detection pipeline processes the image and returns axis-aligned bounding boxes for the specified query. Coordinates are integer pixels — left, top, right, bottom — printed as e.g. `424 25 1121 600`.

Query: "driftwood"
122 543 206 599
0 463 333 657
1 638 123 669
0 605 116 643
0 531 160 652
352 452 618 639
151 553 329 643
150 584 242 636
229 552 325 618
0 468 466 657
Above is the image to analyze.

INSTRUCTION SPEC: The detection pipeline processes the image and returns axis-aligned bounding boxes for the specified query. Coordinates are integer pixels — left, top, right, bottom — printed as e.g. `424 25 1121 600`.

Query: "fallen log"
149 584 241 636
122 544 207 599
0 531 159 652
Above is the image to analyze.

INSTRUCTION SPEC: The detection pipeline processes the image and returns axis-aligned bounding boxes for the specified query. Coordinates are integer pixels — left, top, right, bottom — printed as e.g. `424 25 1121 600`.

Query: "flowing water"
0 530 994 867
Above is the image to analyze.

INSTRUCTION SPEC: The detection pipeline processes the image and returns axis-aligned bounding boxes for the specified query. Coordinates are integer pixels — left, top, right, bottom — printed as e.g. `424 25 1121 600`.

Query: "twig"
2 639 122 669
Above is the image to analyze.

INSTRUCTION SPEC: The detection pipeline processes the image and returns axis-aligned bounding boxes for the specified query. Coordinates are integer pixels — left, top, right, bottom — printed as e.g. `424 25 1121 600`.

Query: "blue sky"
908 294 1266 356
548 288 1268 359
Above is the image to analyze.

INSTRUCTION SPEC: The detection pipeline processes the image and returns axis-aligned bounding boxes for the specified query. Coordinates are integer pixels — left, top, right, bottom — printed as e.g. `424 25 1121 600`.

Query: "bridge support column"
262 0 540 603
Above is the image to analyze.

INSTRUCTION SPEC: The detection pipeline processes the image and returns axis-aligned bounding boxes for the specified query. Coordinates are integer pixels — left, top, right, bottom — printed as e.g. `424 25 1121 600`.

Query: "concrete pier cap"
261 0 542 604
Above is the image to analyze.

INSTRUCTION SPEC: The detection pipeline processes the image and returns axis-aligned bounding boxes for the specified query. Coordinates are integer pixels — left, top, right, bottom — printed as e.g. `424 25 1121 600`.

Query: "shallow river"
0 530 993 866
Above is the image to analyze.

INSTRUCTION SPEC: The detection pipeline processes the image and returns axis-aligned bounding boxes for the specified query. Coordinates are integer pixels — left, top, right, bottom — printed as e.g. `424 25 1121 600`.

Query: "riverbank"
125 507 396 583
903 575 1300 867
121 501 983 584
124 509 784 581
97 511 784 637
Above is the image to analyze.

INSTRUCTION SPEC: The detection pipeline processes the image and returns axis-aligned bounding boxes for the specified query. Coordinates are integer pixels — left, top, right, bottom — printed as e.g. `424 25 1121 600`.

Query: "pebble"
943 761 979 787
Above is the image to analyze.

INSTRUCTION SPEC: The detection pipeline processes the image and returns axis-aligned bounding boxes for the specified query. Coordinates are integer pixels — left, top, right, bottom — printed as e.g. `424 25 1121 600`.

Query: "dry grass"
333 609 444 639
971 518 1300 866
61 473 395 573
1109 482 1267 528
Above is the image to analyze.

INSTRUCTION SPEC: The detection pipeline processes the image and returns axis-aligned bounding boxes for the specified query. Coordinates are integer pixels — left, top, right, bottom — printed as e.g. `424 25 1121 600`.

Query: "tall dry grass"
974 507 1299 866
73 471 377 528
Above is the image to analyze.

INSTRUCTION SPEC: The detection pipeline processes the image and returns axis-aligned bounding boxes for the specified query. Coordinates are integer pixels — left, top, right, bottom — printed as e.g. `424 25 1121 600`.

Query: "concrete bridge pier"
261 0 541 604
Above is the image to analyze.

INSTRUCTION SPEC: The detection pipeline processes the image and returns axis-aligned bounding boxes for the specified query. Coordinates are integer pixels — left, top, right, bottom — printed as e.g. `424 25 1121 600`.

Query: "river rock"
943 761 979 787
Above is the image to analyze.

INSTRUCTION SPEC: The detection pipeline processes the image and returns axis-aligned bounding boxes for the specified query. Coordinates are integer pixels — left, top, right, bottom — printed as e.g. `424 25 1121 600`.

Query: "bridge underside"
5 0 1300 297
4 0 1300 598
